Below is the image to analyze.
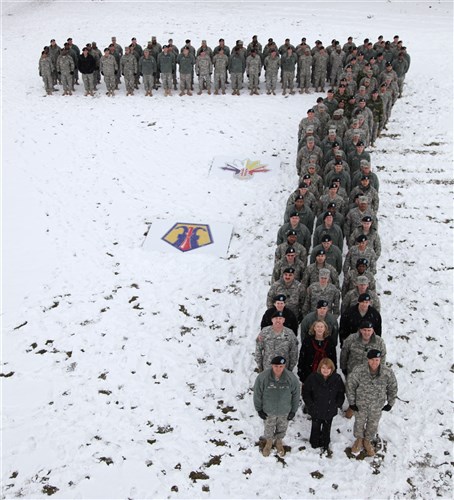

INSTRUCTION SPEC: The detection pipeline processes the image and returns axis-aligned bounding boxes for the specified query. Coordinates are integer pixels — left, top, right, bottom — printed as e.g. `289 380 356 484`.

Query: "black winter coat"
297 335 337 382
339 304 382 344
260 306 298 335
303 372 345 420
78 54 96 74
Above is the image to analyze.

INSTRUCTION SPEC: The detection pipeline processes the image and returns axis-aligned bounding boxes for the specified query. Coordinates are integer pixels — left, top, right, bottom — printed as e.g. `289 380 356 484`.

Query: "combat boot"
207 89 211 95
254 89 259 95
222 89 226 95
262 439 273 457
68 90 72 96
351 438 363 454
179 91 185 96
187 90 193 96
90 91 94 96
167 90 172 96
250 90 254 95
275 439 285 457
272 90 276 95
197 90 202 95
214 90 218 95
282 90 286 95
363 439 375 457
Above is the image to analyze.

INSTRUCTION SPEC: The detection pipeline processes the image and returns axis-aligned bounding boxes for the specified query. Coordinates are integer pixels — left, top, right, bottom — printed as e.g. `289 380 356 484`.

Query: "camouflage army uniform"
302 282 340 318
120 52 138 94
276 222 311 254
213 52 229 93
310 244 343 275
275 241 307 264
158 51 175 93
296 145 323 175
367 95 384 142
340 332 386 375
348 227 381 257
342 269 376 297
319 193 347 216
56 52 75 94
312 223 344 251
329 49 344 87
283 204 314 231
255 326 299 372
347 363 398 441
177 53 196 93
272 257 306 283
349 185 379 213
280 52 297 94
195 53 213 93
139 53 157 95
48 43 61 85
90 45 102 87
246 54 262 94
39 54 54 94
267 279 305 320
100 53 118 95
298 116 321 141
228 51 246 93
344 207 377 241
264 53 280 93
313 51 328 91
343 246 378 275
342 288 381 314
298 52 312 92
301 263 339 290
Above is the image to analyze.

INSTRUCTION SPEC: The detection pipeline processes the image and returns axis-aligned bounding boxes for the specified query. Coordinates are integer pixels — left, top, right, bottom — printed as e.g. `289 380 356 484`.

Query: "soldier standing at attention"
39 51 54 95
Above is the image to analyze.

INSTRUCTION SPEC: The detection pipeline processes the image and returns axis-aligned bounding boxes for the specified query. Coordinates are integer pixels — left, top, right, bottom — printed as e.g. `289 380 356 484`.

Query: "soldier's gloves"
122 72 125 76
349 404 359 412
57 71 61 75
70 71 74 75
382 404 392 411
287 411 295 420
258 410 268 420
140 73 143 76
114 70 118 74
101 71 104 75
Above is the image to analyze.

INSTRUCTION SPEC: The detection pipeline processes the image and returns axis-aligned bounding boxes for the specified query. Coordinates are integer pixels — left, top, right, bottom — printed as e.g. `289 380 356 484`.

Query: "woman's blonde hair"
309 319 329 338
317 357 335 374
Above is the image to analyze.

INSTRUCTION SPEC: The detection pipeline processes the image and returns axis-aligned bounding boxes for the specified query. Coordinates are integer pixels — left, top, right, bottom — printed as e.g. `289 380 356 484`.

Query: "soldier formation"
254 33 404 459
39 34 409 101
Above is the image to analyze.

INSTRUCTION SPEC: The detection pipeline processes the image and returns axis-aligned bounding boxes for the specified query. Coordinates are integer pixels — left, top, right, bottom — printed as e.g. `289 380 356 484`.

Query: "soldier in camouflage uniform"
39 51 54 95
283 197 314 231
298 48 312 93
195 49 213 94
120 46 138 96
343 234 378 275
166 39 179 90
302 269 340 318
348 215 381 257
344 197 377 241
89 42 102 89
158 46 176 96
367 89 384 145
272 247 306 283
264 49 280 95
347 141 371 177
342 258 376 297
267 268 305 321
298 109 321 141
67 38 80 87
313 211 343 251
78 46 96 96
177 47 195 96
245 49 261 95
56 48 75 95
139 49 157 96
277 214 312 254
100 47 118 96
281 47 297 95
48 39 60 86
313 47 328 92
349 175 379 214
329 46 345 88
302 249 340 290
347 350 397 456
310 234 343 275
108 44 121 89
255 314 299 373
213 48 229 94
275 230 308 264
341 276 380 313
228 47 246 95
253 356 300 457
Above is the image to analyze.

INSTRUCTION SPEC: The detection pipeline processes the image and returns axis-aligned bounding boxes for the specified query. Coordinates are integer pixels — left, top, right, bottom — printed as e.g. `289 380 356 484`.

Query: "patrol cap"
271 356 286 365
285 247 296 255
359 196 369 203
271 311 285 319
355 275 370 285
323 211 334 219
356 258 369 267
367 349 382 359
308 164 316 169
321 234 332 242
327 89 334 93
362 215 373 222
333 109 343 115
274 294 286 302
306 125 314 132
319 268 331 278
283 267 295 274
287 229 297 236
289 211 300 218
317 300 329 308
352 130 361 136
356 234 368 243
315 249 326 256
360 159 370 166
358 293 371 302
306 136 315 142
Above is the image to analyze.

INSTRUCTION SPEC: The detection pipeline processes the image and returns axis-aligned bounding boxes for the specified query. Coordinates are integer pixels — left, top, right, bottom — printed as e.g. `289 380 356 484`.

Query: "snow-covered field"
2 1 453 498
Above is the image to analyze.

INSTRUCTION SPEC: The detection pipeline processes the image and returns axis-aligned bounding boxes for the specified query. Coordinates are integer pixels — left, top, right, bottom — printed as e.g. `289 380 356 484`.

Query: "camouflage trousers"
313 70 326 90
282 71 295 91
397 76 405 95
124 71 135 93
161 72 173 91
265 72 278 91
41 73 53 92
82 73 94 92
104 74 116 92
299 70 311 89
143 74 153 93
230 72 243 90
248 72 259 90
179 73 192 91
214 72 226 91
330 67 342 87
198 73 211 91
263 414 289 440
61 72 73 92
353 408 382 441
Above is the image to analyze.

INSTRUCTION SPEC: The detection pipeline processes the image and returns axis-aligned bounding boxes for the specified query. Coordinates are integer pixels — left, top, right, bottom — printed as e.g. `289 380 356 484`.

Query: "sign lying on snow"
209 155 280 180
143 220 233 257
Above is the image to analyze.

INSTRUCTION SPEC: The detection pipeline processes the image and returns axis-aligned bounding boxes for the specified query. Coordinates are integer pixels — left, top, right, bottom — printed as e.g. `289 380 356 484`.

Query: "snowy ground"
2 1 453 498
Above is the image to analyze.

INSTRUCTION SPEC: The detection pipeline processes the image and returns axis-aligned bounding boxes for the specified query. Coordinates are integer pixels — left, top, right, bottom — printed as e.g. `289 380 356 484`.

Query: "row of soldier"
38 34 409 98
253 61 400 457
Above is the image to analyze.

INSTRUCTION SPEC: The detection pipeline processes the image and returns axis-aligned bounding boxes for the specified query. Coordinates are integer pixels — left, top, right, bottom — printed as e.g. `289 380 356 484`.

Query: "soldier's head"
315 249 326 265
286 229 297 245
82 46 89 56
201 39 207 47
124 46 130 54
358 196 369 211
310 320 329 339
67 37 73 46
356 258 369 274
318 268 330 286
361 215 373 231
131 37 137 46
307 164 316 177
334 159 344 172
357 293 371 313
270 356 286 377
219 38 225 46
371 89 379 99
355 275 370 294
356 141 365 151
143 49 150 58
316 299 329 317
294 195 305 211
273 294 286 312
104 48 110 55
183 47 189 55
367 349 382 372
152 36 157 43
271 311 286 330
356 234 368 250
321 234 332 251
270 49 277 57
360 175 371 188
328 183 338 196
50 39 57 46
285 247 297 263
289 213 300 227
323 211 334 227
111 36 117 43
282 267 295 284
41 50 48 57
92 41 97 48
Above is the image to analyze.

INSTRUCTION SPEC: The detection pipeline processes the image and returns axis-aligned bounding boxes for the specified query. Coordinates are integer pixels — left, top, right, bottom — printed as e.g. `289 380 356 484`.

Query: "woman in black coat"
302 357 345 450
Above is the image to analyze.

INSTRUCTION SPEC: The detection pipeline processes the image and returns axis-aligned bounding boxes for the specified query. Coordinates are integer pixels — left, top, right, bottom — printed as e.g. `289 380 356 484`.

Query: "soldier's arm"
386 371 398 407
342 251 351 276
332 289 340 317
254 336 264 372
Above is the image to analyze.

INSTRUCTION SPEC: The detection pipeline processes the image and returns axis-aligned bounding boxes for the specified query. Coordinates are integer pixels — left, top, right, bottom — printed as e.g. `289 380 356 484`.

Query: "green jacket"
253 368 300 416
177 53 195 74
